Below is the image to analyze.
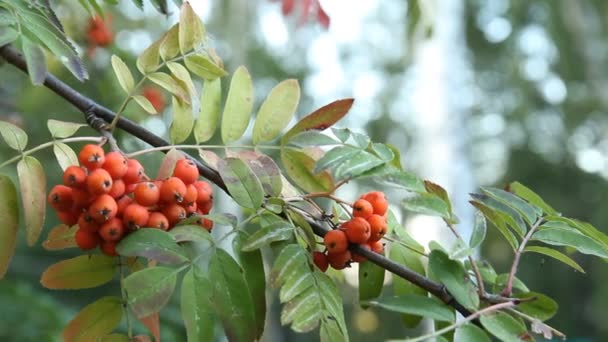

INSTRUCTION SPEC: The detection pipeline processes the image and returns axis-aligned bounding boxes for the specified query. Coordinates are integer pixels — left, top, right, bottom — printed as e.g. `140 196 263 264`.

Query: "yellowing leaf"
17 156 46 246
47 119 86 138
221 66 253 144
133 95 158 114
63 296 122 342
280 148 333 193
170 96 194 144
137 39 161 74
185 54 227 80
194 78 221 143
42 224 78 251
179 2 205 53
111 55 135 94
253 79 300 144
0 175 18 278
0 120 28 151
159 24 179 60
41 254 116 289
53 142 79 171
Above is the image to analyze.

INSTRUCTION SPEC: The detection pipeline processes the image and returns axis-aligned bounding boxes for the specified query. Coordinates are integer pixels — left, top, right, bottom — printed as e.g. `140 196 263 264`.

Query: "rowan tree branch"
0 44 479 319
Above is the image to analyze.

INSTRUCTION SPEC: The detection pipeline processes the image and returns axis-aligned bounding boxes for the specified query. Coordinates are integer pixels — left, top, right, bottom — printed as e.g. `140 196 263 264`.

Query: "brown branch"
502 217 545 296
0 44 479 319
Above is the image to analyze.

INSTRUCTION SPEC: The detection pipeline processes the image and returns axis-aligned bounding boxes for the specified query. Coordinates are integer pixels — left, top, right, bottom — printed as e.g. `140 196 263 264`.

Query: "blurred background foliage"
0 0 606 341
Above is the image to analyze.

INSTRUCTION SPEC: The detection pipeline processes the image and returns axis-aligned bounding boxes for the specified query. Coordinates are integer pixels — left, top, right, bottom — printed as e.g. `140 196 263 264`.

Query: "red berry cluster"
47 144 214 256
314 191 389 271
87 16 113 47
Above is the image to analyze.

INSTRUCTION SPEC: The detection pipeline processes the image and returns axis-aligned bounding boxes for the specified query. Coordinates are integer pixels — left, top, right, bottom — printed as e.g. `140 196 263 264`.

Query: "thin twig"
445 220 486 297
502 217 544 296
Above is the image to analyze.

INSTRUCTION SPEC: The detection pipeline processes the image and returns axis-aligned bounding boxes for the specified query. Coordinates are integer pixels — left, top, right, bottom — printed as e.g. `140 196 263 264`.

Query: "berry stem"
502 217 544 297
444 220 486 297
0 136 103 170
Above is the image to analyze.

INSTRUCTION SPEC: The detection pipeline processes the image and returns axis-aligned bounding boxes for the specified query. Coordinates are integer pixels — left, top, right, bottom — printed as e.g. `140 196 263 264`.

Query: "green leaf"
253 79 301 144
470 193 526 238
424 180 455 220
133 95 158 114
181 267 215 342
184 54 227 80
218 157 264 209
270 244 309 288
494 273 529 293
123 266 178 318
22 37 47 85
116 228 189 264
482 187 540 225
288 131 340 147
148 72 189 104
0 120 27 151
98 333 130 342
455 324 491 342
221 66 254 143
470 200 519 251
532 227 608 258
371 143 395 162
40 254 116 289
332 127 351 142
137 39 161 74
282 98 354 143
428 250 479 311
15 6 87 81
334 150 385 179
469 212 487 249
149 0 169 14
358 260 385 304
314 145 361 173
247 152 283 197
111 55 134 94
402 193 450 219
0 26 19 46
47 119 86 138
159 24 179 60
508 181 558 215
0 175 18 279
178 1 205 53
281 148 333 193
351 132 370 149
366 295 455 322
194 78 221 143
17 156 45 246
524 245 584 273
169 96 194 144
234 231 267 338
389 243 427 326
513 291 558 321
53 142 79 171
169 225 213 244
372 168 425 192
63 296 122 342
209 248 257 342
241 220 293 251
480 311 528 342
388 210 424 253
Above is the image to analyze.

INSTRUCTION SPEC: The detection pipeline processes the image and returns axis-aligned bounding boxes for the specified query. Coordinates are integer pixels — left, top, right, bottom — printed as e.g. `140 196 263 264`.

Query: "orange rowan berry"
123 203 149 229
323 229 348 254
108 179 126 199
89 194 118 223
193 180 213 204
134 181 160 206
162 203 187 226
57 210 79 226
327 250 352 270
200 217 213 231
173 159 199 185
183 201 197 214
367 214 387 242
103 151 128 179
313 251 329 272
368 240 384 254
123 159 145 184
78 144 105 170
183 184 197 205
48 185 74 211
62 166 87 188
342 217 371 244
72 187 93 210
100 240 118 256
99 217 125 241
78 212 100 233
352 244 370 263
86 168 113 195
146 212 169 230
352 199 373 219
142 87 165 112
160 177 187 203
75 228 100 250
198 200 213 215
87 16 113 47
116 195 134 216
361 191 388 216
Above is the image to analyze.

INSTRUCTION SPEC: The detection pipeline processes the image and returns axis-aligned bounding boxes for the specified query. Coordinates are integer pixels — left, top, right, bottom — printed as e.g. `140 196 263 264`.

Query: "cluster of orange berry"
87 16 113 47
314 191 389 271
47 144 214 256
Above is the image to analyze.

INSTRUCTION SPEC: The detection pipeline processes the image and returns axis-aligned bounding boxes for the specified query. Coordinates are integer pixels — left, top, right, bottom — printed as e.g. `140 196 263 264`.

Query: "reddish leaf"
139 312 160 342
42 224 78 250
63 296 122 342
41 255 116 289
0 175 18 278
156 148 183 180
317 4 330 28
281 98 354 144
